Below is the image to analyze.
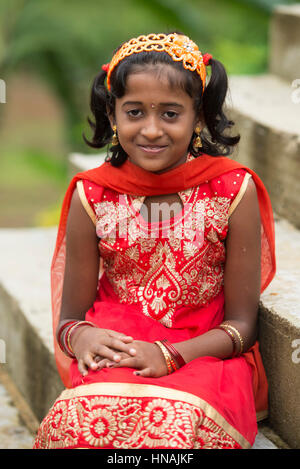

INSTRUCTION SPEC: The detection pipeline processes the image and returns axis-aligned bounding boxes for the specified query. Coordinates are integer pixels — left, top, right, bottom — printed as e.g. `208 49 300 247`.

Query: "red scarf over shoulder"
51 154 276 397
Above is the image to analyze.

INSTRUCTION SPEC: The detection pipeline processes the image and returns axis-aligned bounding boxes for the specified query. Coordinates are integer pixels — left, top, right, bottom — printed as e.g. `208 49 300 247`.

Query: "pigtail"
200 58 240 156
83 70 128 167
83 70 112 148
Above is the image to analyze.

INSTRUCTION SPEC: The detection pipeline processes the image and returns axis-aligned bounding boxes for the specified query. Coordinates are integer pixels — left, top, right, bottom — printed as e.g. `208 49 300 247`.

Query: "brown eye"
127 109 142 118
164 111 178 119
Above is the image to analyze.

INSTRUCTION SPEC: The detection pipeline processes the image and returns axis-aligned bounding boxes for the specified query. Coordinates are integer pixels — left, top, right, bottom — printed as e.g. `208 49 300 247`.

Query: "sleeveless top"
77 164 252 329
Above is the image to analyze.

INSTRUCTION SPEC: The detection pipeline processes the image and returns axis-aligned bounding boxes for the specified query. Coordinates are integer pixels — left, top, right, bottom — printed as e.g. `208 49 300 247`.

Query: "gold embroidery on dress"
34 394 239 449
95 184 231 326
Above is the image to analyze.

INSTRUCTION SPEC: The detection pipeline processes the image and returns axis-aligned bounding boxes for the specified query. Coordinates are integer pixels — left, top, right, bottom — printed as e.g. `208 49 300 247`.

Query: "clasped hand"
70 326 168 378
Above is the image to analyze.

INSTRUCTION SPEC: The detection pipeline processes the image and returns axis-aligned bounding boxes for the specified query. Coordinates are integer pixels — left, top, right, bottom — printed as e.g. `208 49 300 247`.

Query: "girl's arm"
56 187 135 375
173 177 261 362
58 187 100 326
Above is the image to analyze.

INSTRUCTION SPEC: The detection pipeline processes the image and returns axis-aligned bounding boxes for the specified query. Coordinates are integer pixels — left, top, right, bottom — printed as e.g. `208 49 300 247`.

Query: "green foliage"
0 147 67 189
0 0 296 226
0 146 68 227
0 0 287 149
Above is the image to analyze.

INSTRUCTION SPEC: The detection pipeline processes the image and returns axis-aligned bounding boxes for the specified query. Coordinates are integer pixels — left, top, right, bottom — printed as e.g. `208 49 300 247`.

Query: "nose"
140 115 164 140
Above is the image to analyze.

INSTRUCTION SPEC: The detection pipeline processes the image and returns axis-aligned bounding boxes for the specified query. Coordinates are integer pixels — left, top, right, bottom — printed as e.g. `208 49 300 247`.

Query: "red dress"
33 163 268 449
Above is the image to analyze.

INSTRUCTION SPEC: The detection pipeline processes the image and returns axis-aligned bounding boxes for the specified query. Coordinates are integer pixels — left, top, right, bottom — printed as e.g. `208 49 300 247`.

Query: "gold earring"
111 125 119 146
193 126 202 152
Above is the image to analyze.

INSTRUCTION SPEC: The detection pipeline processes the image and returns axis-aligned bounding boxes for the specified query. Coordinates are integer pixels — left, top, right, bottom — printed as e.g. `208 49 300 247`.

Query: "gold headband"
102 33 212 92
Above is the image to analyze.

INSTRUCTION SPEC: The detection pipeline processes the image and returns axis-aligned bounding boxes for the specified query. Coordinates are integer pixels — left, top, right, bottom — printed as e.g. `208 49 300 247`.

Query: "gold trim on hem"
57 382 252 449
77 180 97 225
228 172 252 218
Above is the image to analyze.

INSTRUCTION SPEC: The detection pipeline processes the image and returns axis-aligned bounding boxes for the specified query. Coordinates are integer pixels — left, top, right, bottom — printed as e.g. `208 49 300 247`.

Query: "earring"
193 126 202 152
111 125 119 146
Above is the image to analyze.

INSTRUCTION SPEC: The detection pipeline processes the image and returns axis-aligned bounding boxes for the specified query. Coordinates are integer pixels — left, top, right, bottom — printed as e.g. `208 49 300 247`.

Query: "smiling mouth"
138 144 168 154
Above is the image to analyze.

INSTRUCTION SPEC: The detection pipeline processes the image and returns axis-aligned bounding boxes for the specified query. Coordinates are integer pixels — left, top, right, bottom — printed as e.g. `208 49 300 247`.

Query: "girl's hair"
83 39 240 167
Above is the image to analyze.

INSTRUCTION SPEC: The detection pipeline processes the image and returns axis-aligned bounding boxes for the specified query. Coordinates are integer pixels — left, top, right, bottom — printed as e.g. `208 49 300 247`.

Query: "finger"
134 367 152 377
107 337 137 356
108 331 134 343
93 343 133 363
93 344 123 363
83 352 99 371
111 357 138 369
78 358 88 376
105 360 116 368
95 358 111 370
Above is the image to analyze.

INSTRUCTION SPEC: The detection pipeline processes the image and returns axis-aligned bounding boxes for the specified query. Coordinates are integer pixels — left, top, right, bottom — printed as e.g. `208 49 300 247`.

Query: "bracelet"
214 325 237 358
220 323 244 355
160 339 186 368
57 321 78 357
61 320 96 359
154 341 178 374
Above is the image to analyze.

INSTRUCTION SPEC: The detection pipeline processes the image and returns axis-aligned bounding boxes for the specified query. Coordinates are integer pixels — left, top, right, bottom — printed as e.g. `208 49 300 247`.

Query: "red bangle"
58 320 96 359
65 321 96 358
161 339 186 368
57 321 77 355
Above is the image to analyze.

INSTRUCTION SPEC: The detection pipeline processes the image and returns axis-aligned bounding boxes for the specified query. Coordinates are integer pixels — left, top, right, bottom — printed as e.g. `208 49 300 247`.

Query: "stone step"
0 216 296 448
269 4 300 82
0 227 64 425
228 73 300 230
259 217 300 450
69 151 106 174
0 367 36 449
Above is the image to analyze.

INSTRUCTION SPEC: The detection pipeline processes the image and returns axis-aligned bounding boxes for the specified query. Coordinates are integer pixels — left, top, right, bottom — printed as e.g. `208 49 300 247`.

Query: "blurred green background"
0 0 296 227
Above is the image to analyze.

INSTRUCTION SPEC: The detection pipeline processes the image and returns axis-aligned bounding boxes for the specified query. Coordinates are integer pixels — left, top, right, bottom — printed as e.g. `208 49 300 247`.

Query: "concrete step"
0 217 296 448
0 367 36 449
0 227 64 424
0 380 34 449
269 4 300 82
69 151 106 174
228 73 300 230
259 217 300 449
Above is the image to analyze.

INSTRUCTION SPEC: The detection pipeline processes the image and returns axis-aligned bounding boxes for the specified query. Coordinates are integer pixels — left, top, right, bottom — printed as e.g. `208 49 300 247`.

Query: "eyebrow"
122 101 184 108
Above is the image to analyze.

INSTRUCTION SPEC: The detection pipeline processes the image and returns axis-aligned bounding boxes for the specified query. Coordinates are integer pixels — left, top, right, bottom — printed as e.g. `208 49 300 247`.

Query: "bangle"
160 339 186 368
57 321 78 356
154 341 178 374
220 323 244 355
214 325 237 358
62 320 96 359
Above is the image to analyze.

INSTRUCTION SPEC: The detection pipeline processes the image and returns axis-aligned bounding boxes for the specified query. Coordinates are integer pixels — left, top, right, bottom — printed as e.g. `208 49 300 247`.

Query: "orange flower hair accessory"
103 33 212 92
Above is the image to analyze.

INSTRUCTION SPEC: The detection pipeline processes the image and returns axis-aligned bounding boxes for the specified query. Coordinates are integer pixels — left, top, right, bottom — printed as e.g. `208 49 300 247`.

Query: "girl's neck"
128 152 190 175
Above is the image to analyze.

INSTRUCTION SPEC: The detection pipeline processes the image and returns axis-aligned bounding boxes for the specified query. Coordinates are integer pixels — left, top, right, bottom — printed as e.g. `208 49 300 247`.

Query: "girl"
34 32 276 449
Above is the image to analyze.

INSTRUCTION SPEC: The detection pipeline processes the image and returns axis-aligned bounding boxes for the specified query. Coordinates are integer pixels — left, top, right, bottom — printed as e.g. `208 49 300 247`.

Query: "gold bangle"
154 341 173 374
216 325 237 357
221 324 244 354
65 321 96 357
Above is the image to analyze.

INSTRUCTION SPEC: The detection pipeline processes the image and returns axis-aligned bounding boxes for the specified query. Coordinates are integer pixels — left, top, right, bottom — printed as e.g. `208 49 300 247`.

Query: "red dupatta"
51 153 276 389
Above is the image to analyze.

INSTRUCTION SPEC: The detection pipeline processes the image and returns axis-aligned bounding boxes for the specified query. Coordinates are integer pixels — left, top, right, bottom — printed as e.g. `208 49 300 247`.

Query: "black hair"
83 38 240 167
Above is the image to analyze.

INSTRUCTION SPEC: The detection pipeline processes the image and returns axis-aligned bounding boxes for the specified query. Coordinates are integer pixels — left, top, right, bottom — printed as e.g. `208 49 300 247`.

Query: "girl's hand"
110 340 169 378
70 326 137 376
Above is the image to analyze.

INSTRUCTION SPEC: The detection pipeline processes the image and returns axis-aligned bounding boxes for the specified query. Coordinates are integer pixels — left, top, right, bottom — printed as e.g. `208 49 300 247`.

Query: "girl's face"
111 66 202 174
